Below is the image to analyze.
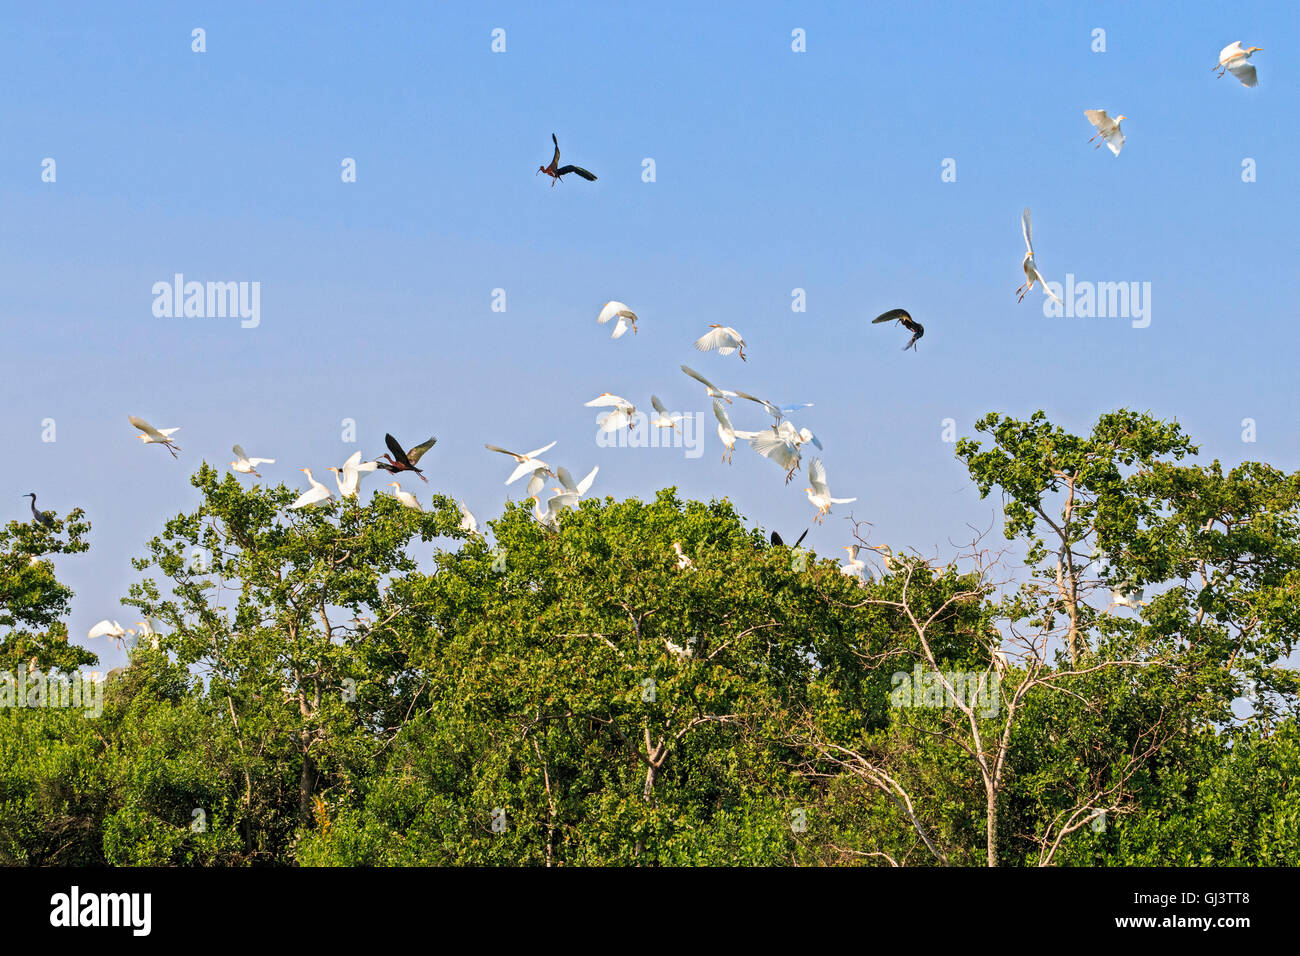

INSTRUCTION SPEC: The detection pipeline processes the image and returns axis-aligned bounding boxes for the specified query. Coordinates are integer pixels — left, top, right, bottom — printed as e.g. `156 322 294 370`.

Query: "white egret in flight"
1084 110 1126 156
649 395 682 431
584 393 637 432
751 420 820 483
1216 41 1262 86
485 441 558 485
1016 208 1063 305
713 400 758 464
733 391 814 429
597 300 638 338
556 465 599 498
681 365 737 403
129 415 181 457
805 458 856 523
231 445 275 477
693 325 747 361
288 468 332 510
88 619 126 640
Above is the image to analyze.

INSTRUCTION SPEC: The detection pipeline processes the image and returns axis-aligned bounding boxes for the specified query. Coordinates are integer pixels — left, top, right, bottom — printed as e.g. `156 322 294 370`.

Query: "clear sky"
3 1 1297 671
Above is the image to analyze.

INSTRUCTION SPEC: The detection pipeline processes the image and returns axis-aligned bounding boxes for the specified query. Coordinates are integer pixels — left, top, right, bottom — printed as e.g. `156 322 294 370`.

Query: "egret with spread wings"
805 458 856 523
129 415 181 457
1016 208 1063 305
681 365 737 403
693 325 747 361
597 301 637 338
1215 41 1262 87
485 441 558 485
1084 110 1126 156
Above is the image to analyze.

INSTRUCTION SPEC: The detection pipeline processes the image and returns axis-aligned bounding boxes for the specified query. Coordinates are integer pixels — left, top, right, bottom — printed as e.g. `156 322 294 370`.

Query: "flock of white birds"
76 39 1264 654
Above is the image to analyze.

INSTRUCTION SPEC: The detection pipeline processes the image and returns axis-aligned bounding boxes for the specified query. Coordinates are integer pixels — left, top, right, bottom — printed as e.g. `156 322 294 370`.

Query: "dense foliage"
1 410 1296 866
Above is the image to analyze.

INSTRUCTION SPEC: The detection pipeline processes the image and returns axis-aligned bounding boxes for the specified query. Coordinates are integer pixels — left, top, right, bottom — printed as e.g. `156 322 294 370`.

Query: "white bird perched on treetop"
648 395 682 431
805 458 856 524
992 650 1010 677
713 400 759 465
556 465 599 498
329 450 379 499
732 390 814 429
672 542 693 570
1016 208 1063 305
530 490 578 529
387 481 421 510
230 444 275 477
664 638 693 659
289 468 332 510
584 393 638 432
1084 110 1126 156
596 300 638 339
1216 41 1262 87
1112 586 1145 608
840 545 866 578
136 618 159 650
458 500 479 535
681 365 737 403
128 415 181 457
485 441 558 485
693 325 747 361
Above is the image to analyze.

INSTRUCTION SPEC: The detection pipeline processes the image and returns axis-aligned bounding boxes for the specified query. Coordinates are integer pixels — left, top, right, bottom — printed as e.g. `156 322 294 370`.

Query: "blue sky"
2 1 1297 670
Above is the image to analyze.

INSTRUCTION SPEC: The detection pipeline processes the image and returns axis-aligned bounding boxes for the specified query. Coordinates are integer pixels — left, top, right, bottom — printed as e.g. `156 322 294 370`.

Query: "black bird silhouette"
872 308 925 351
23 493 54 529
770 529 809 548
537 133 597 186
376 434 436 483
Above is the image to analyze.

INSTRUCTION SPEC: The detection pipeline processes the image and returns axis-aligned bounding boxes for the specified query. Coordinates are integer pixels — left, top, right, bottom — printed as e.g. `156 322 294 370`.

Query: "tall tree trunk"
986 786 999 867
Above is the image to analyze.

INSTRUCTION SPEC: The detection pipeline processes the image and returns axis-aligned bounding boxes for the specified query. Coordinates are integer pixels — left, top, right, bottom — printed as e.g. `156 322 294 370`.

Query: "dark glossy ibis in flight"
23 493 55 529
872 308 925 351
376 434 436 483
538 134 597 186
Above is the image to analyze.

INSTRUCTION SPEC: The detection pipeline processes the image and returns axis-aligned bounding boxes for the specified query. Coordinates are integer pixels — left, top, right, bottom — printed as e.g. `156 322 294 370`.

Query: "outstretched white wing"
584 393 634 410
129 415 175 440
1226 59 1258 86
751 431 800 471
597 301 635 324
808 458 830 498
694 326 743 353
